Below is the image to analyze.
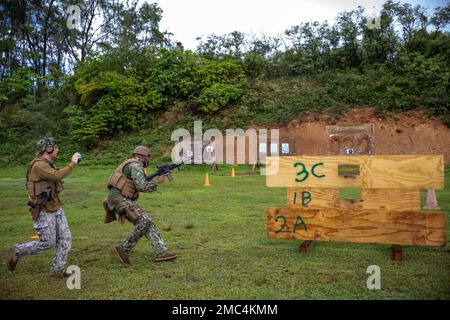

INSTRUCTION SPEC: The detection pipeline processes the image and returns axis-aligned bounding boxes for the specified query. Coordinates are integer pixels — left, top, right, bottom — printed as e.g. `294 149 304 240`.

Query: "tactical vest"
107 159 140 200
26 158 64 200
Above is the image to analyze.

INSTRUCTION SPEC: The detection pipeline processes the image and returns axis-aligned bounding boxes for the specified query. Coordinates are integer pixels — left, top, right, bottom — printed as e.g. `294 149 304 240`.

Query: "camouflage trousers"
14 209 72 273
118 210 167 257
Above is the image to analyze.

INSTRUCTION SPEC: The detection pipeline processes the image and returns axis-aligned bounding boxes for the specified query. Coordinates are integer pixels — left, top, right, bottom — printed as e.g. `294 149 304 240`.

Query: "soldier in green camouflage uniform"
104 146 176 264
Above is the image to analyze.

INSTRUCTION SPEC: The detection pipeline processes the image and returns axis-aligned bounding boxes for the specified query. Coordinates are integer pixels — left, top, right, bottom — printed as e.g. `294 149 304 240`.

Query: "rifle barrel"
145 161 184 181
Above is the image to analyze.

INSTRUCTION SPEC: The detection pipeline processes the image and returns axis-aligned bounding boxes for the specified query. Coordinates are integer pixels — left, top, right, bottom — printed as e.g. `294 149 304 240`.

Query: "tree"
334 8 364 69
431 3 450 31
196 31 246 59
0 0 66 87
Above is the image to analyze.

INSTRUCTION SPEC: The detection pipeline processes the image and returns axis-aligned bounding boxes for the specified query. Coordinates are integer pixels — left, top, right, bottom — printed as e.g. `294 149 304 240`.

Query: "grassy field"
0 164 449 300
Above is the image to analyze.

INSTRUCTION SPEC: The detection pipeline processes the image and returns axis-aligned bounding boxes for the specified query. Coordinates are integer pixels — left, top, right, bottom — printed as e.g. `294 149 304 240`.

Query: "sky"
151 0 449 50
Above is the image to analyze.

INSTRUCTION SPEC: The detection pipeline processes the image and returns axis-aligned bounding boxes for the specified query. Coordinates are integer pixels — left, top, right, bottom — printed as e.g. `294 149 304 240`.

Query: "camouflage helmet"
133 146 150 157
36 137 57 155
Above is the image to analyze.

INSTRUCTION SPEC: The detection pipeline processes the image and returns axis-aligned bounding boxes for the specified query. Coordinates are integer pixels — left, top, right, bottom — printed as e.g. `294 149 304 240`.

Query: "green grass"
0 164 449 299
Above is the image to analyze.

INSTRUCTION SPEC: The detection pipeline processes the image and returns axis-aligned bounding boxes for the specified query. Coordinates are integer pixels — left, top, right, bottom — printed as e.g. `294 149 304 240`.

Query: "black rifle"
145 161 184 183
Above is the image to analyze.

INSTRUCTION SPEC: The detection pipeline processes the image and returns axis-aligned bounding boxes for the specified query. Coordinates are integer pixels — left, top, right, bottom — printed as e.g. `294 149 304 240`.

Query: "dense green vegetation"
0 0 449 165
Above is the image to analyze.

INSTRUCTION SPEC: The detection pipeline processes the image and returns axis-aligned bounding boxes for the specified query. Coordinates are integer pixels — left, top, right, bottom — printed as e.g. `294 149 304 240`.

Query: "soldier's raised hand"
71 153 81 165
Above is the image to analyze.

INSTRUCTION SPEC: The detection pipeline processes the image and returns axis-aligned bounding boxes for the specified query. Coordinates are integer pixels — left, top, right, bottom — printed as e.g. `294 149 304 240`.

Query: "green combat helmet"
36 137 57 155
133 146 150 167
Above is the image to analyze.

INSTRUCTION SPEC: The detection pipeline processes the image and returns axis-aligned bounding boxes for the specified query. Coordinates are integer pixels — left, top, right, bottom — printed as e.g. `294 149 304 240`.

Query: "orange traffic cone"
204 173 211 186
231 167 236 177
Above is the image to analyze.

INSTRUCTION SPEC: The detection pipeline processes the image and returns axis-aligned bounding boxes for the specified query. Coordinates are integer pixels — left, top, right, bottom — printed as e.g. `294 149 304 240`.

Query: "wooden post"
299 241 315 255
392 245 402 262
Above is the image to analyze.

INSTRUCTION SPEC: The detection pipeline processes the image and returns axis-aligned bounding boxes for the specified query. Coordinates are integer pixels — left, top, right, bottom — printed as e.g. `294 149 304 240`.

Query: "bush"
0 68 36 106
62 50 247 146
192 58 245 112
196 83 243 112
144 49 199 102
65 71 163 147
145 49 246 113
243 52 268 78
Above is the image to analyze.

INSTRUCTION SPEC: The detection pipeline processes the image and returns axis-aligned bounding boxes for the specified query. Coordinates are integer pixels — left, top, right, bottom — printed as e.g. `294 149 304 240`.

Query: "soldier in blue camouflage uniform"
104 146 176 264
6 138 81 278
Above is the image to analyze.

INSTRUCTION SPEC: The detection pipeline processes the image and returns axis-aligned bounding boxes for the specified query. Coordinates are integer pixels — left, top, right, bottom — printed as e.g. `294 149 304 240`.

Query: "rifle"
145 161 184 183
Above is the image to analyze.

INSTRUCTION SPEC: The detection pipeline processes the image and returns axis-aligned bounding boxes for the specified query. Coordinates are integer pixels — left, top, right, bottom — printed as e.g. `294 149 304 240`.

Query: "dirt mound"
278 108 450 163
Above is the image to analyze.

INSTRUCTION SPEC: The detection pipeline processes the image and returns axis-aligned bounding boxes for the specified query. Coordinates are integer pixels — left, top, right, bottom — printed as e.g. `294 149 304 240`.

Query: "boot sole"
6 249 18 271
113 247 130 265
155 255 177 262
50 272 72 279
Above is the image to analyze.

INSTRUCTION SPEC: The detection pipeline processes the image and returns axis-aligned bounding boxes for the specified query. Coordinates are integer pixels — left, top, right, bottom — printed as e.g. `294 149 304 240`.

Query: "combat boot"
114 246 130 265
6 248 19 271
155 252 177 262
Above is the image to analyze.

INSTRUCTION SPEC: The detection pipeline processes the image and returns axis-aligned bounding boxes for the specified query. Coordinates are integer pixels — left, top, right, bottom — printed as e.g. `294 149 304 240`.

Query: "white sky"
152 0 448 50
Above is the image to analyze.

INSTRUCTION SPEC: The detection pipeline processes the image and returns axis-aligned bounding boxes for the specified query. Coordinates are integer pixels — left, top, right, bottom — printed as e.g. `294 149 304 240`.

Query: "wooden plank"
287 188 364 210
363 156 444 189
266 156 361 188
287 188 339 209
287 188 420 211
265 155 444 189
267 207 447 246
361 189 420 211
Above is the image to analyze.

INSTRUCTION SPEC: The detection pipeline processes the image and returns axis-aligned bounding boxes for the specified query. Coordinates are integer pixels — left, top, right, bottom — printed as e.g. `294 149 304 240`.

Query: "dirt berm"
256 108 450 164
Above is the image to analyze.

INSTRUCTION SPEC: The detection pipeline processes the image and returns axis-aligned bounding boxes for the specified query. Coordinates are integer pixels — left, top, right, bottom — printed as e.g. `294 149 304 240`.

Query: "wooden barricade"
266 155 447 261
